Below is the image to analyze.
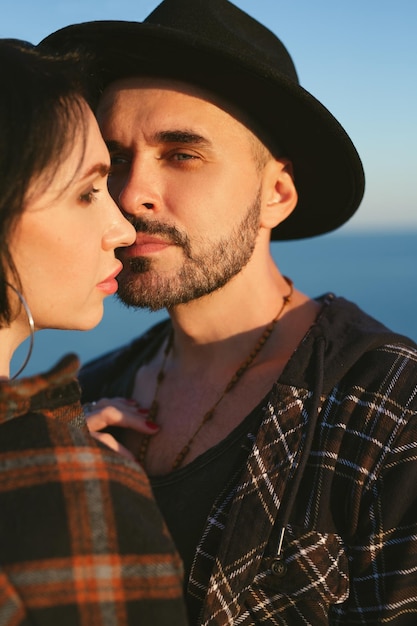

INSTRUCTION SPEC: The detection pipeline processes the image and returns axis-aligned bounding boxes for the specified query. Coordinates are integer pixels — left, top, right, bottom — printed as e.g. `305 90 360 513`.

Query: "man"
40 1 417 624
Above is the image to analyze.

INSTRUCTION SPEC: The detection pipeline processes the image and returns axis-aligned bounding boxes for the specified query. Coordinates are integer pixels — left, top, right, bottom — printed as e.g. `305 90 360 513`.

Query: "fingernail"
145 420 159 430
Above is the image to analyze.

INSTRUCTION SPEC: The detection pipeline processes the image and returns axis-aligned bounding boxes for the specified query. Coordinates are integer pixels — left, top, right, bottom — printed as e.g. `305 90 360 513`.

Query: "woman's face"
10 103 135 332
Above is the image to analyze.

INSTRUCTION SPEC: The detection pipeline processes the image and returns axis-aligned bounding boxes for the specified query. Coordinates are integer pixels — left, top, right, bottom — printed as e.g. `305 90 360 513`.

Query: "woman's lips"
96 263 123 295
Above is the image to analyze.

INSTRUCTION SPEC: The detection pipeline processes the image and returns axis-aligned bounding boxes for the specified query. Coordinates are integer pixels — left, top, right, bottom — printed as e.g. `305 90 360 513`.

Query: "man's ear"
260 158 298 230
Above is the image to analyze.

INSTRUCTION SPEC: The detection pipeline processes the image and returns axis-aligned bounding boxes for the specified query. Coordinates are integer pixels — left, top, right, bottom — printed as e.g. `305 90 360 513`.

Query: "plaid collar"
0 354 82 426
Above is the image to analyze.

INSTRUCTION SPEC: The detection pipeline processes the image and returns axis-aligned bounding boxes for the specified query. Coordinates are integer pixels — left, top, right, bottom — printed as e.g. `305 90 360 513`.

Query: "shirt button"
271 556 287 577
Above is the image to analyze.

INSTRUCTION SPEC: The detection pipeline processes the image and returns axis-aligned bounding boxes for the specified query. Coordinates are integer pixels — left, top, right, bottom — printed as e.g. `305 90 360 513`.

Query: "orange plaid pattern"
0 355 188 626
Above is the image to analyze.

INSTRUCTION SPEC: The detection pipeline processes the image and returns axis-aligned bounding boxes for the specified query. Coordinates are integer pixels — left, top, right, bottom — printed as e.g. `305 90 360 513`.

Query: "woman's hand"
83 397 158 461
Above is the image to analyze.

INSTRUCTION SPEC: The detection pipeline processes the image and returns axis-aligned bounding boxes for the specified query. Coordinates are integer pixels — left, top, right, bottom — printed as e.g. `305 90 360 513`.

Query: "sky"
2 0 416 232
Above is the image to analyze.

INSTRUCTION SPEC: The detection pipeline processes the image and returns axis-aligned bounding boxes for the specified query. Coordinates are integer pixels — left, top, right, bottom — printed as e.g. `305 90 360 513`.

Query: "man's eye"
109 155 130 177
111 155 129 165
109 155 130 168
172 153 197 161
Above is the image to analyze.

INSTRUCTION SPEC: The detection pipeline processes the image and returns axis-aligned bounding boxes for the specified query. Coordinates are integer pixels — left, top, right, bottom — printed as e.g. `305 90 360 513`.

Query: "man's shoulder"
282 293 417 396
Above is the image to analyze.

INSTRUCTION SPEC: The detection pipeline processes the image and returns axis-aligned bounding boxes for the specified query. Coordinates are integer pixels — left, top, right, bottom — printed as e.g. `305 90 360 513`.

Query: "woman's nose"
103 197 136 250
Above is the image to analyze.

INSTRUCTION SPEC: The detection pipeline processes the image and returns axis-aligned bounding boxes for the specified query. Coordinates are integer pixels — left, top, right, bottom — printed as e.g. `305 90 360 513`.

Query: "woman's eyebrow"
83 163 111 178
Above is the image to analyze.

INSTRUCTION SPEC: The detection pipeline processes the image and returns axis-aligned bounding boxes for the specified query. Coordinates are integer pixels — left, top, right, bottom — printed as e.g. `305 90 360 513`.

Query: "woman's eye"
79 187 100 204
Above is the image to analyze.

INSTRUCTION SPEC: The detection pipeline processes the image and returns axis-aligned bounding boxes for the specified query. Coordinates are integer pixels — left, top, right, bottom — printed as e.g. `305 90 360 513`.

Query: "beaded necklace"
137 276 293 470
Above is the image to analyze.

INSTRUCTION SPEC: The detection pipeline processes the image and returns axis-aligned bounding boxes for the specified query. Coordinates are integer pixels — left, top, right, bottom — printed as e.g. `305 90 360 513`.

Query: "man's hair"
249 134 274 172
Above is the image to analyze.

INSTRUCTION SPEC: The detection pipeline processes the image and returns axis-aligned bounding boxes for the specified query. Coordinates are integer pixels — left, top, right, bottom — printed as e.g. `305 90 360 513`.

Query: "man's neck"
166 260 300 373
131 259 319 474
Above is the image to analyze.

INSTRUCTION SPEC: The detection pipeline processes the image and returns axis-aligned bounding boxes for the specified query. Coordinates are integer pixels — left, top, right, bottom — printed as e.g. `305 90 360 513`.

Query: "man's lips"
121 234 172 258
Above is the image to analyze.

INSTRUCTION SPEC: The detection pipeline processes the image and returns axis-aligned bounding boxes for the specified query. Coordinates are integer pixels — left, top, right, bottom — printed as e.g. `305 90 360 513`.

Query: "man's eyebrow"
156 130 211 146
104 132 212 152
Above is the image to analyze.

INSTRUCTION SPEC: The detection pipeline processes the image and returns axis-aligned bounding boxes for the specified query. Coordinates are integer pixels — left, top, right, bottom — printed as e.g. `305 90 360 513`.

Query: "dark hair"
0 40 89 324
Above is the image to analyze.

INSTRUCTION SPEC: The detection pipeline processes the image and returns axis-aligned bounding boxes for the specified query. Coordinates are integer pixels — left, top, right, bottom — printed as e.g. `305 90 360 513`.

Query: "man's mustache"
127 217 190 251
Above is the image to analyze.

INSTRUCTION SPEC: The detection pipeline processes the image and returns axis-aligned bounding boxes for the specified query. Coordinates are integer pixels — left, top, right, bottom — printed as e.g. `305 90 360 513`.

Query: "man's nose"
110 162 161 218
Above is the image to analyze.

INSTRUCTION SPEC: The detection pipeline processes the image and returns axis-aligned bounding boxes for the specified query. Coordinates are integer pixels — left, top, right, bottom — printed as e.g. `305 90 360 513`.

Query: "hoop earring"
6 282 35 380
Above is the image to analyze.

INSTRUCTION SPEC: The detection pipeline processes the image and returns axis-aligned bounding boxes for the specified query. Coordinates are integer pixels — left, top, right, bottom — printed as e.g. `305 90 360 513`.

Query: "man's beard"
116 189 262 311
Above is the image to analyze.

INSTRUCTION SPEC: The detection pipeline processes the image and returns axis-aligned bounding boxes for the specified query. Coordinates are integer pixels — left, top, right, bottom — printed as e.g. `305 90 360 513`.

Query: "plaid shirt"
79 296 417 625
0 355 188 626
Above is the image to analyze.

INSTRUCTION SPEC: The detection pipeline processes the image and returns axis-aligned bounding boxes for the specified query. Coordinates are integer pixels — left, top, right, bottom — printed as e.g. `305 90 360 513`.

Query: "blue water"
11 231 417 378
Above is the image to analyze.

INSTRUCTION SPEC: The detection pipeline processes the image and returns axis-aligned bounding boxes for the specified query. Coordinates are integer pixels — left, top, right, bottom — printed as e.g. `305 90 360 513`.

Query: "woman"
0 40 187 625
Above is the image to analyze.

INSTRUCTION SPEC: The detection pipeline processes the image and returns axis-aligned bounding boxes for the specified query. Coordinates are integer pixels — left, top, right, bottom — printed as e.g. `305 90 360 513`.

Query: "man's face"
96 77 266 310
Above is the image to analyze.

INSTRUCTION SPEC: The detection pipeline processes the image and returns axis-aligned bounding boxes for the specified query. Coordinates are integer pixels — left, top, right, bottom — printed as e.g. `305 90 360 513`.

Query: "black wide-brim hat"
40 0 365 240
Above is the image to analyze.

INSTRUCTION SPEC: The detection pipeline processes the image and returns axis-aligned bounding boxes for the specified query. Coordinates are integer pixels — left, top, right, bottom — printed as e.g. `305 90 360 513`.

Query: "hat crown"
145 0 299 83
38 1 365 239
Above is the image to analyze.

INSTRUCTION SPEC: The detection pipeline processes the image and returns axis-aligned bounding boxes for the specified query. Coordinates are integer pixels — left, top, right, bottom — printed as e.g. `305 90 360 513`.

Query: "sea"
11 230 417 378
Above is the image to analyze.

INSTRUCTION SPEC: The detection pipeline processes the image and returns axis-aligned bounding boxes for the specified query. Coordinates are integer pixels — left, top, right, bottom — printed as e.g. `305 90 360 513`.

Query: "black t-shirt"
150 400 265 624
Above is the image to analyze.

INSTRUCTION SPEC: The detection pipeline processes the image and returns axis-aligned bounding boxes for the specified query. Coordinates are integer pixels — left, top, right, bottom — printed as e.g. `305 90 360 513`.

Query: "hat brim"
40 21 365 240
